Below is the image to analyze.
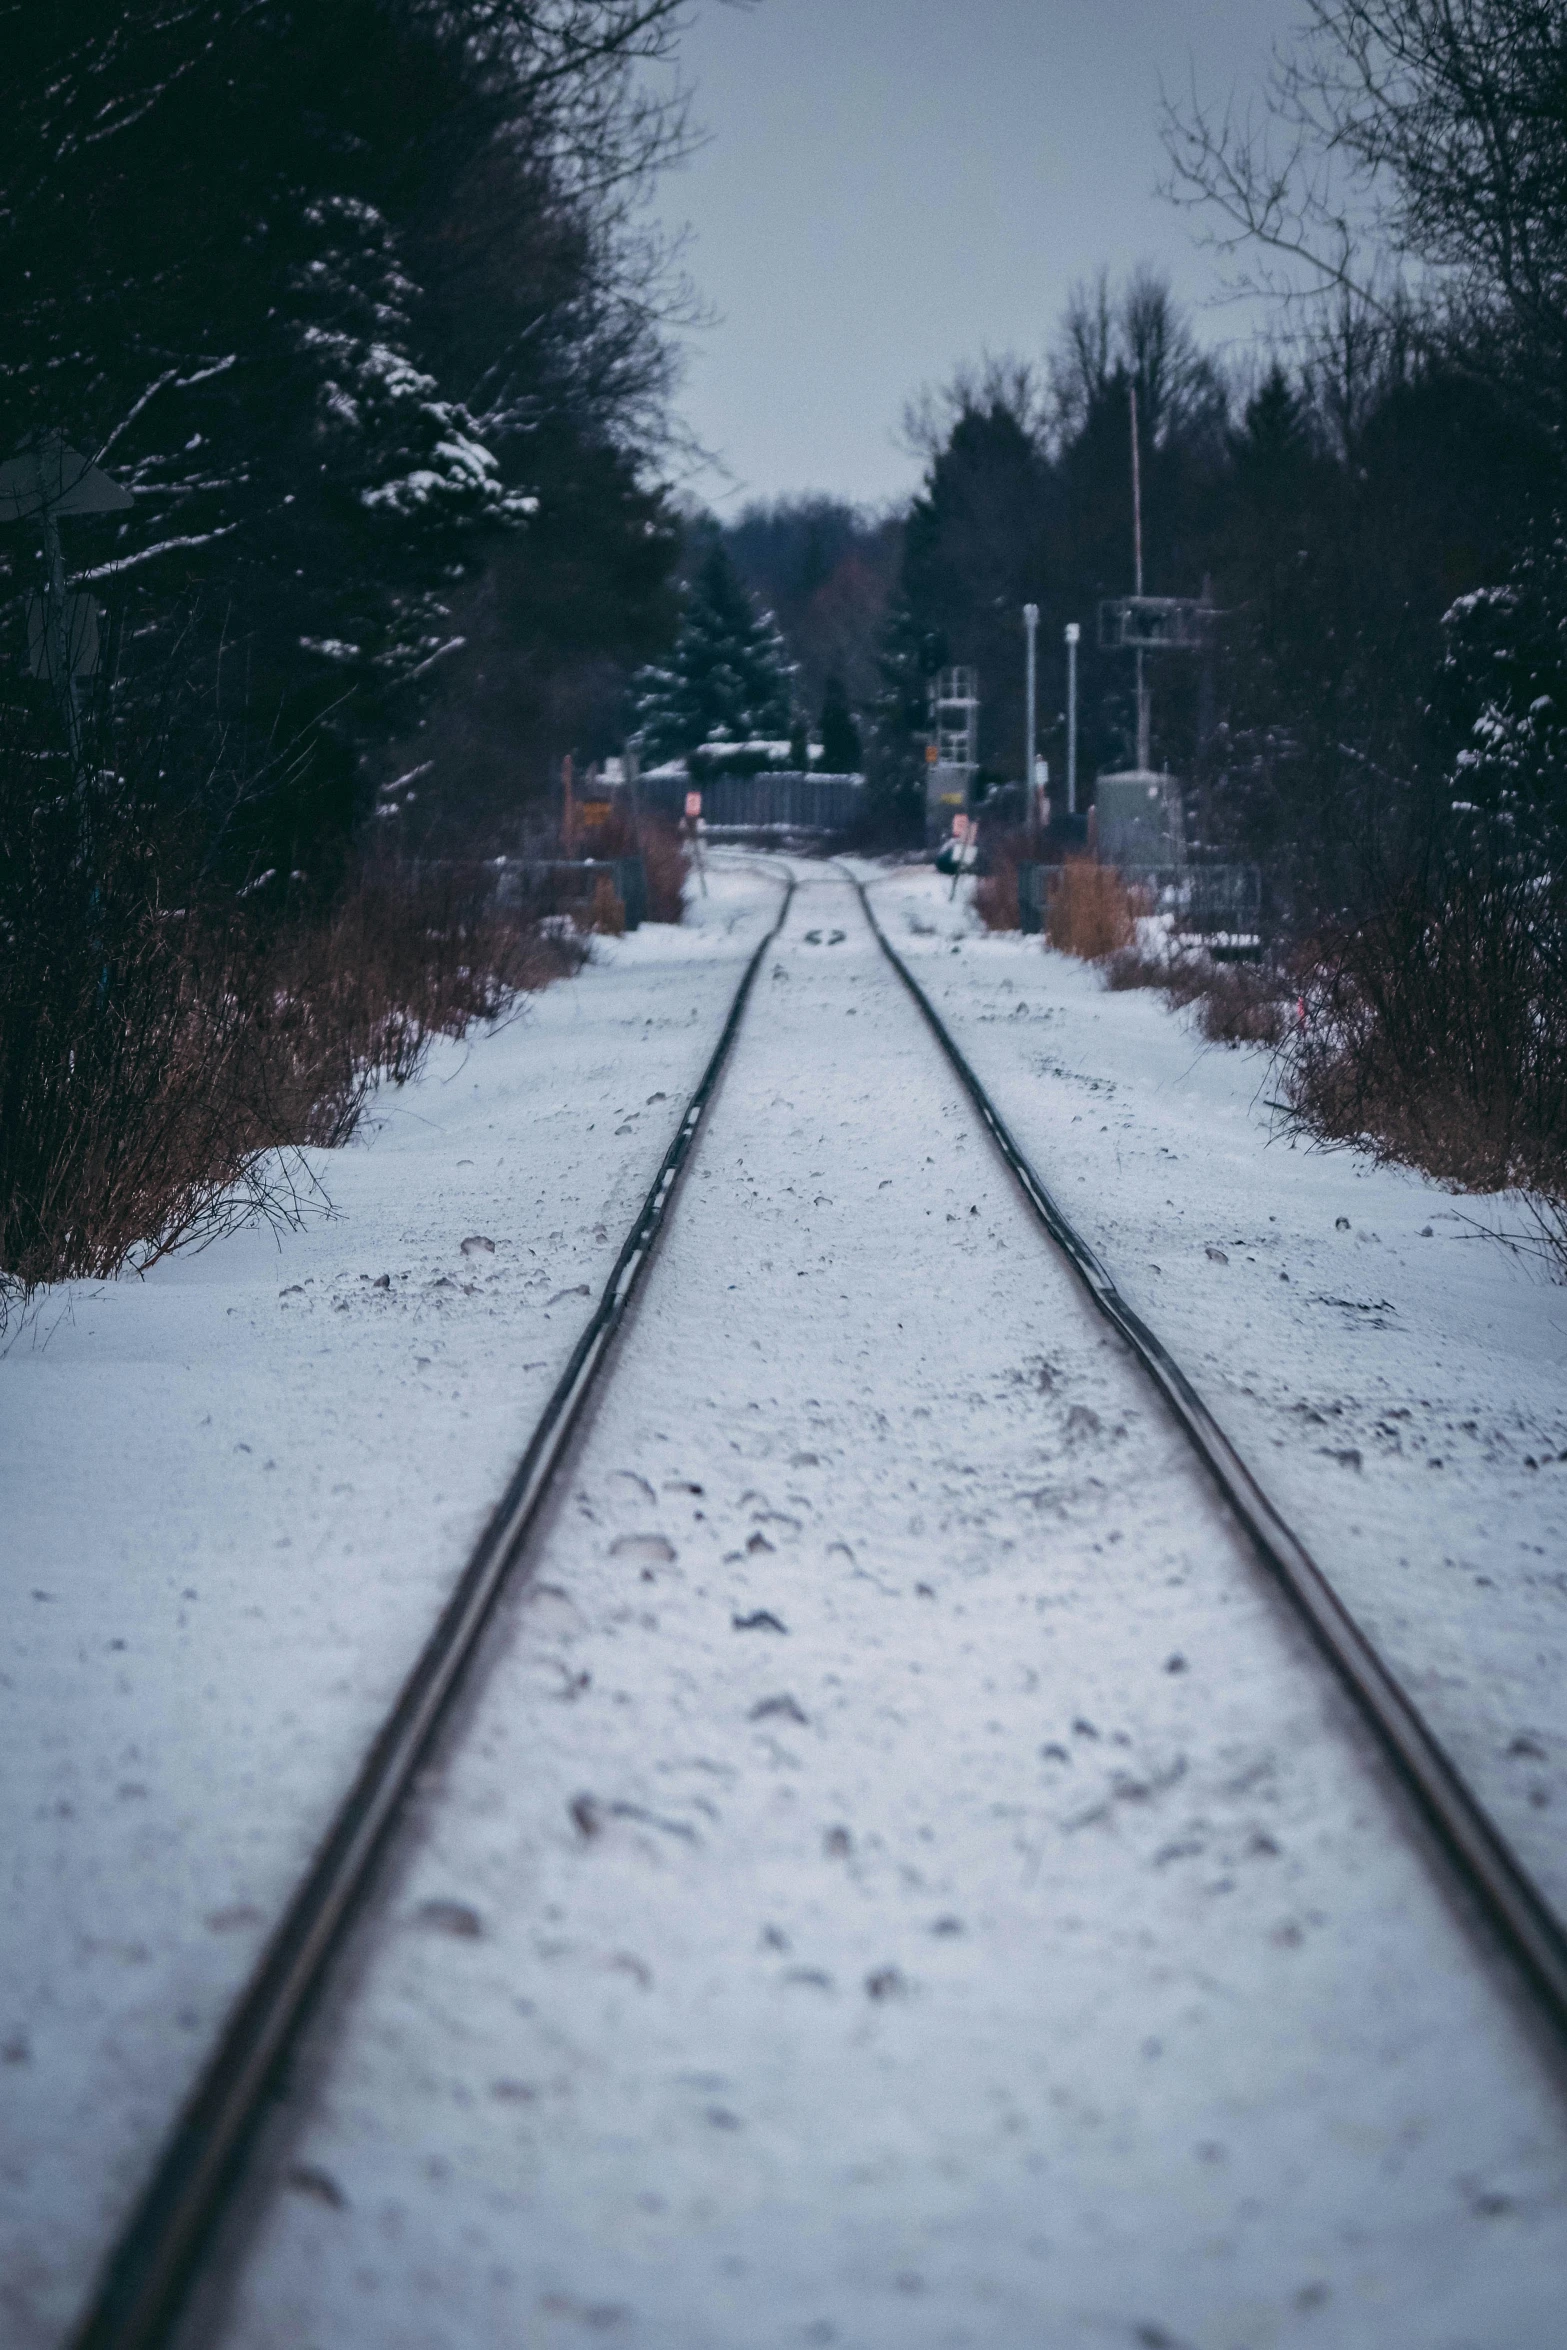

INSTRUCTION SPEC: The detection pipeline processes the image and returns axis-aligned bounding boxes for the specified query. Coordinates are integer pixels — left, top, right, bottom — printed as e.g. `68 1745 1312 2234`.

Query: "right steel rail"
857 874 1567 2045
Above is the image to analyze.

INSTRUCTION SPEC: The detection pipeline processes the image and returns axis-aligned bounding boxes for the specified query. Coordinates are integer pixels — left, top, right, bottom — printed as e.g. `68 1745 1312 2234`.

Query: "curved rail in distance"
856 872 1567 2047
73 878 795 2350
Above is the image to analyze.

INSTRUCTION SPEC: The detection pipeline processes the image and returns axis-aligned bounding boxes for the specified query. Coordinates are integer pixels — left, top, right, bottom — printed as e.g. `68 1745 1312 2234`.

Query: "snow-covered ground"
0 871 784 2350
865 864 1567 1925
158 865 1567 2350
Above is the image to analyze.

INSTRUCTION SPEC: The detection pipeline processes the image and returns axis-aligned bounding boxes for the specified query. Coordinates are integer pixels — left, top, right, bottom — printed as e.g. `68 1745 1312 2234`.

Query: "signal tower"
925 666 979 846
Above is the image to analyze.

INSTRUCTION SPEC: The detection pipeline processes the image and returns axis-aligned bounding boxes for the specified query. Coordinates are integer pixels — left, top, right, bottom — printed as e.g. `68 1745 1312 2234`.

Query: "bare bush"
1195 961 1288 1046
578 805 688 923
252 864 583 1145
1283 858 1567 1261
973 828 1024 932
0 699 581 1309
1101 924 1285 1043
1103 944 1168 990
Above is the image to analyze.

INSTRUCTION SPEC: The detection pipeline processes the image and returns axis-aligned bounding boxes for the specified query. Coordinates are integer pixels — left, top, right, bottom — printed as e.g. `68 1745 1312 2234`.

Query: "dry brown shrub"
0 841 581 1299
1047 860 1136 959
259 865 583 1137
1103 945 1167 990
1195 962 1287 1046
1102 934 1282 1043
583 873 625 935
1101 919 1284 1047
1161 955 1211 1008
579 805 687 923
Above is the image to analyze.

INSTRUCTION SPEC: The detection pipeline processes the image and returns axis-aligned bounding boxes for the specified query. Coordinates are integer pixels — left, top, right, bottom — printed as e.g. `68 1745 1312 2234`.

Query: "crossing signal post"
1023 603 1039 844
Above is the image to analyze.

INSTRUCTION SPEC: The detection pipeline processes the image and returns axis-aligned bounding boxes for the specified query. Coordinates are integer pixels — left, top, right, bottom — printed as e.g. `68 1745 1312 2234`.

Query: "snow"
156 862 1566 2347
864 863 1567 1921
0 873 784 2350
298 635 361 662
8 856 1567 2349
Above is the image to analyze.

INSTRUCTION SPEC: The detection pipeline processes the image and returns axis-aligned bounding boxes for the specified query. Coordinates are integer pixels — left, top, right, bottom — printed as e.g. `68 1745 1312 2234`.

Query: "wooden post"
562 752 575 856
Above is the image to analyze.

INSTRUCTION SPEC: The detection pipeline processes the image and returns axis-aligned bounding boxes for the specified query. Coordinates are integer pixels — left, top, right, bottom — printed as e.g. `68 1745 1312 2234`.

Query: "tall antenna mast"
1129 379 1144 597
1129 378 1149 769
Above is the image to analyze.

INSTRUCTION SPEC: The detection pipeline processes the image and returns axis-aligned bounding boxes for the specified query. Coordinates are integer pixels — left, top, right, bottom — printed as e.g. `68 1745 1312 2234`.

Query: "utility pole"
41 501 86 774
1064 621 1080 815
0 434 133 902
0 435 131 783
1022 602 1039 842
1129 380 1150 772
624 738 643 852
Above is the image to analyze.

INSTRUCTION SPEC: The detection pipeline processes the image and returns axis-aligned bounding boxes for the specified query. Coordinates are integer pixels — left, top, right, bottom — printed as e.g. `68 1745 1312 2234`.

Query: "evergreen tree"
819 672 862 772
900 386 1054 779
631 544 793 765
788 710 811 770
865 594 941 839
722 496 903 715
0 2 692 875
1439 524 1567 850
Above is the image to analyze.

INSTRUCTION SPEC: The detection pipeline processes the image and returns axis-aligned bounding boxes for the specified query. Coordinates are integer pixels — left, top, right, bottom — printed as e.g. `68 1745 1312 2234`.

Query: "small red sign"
684 791 702 819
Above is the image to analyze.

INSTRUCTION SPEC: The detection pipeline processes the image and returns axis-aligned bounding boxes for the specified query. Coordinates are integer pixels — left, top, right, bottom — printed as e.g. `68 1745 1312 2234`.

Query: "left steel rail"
71 878 794 2350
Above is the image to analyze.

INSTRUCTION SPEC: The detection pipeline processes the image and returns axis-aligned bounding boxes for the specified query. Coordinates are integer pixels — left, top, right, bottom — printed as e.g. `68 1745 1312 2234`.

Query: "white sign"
0 438 134 522
684 791 702 819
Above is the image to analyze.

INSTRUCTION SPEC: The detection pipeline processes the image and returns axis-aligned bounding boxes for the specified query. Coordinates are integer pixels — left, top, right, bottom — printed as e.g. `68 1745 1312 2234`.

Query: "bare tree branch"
1160 2 1567 426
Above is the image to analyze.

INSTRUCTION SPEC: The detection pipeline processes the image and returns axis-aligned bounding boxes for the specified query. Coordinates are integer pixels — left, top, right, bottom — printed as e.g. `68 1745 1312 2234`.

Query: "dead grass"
584 873 625 936
1047 860 1138 960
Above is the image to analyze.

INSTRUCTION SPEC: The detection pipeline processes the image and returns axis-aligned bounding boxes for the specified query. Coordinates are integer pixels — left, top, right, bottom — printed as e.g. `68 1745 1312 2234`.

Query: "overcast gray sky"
653 0 1306 509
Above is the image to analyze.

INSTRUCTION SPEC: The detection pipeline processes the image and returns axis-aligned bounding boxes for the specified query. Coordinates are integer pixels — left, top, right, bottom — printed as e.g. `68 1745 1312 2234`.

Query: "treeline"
858 0 1567 938
852 277 1555 928
862 0 1567 1246
0 2 699 1295
0 0 694 879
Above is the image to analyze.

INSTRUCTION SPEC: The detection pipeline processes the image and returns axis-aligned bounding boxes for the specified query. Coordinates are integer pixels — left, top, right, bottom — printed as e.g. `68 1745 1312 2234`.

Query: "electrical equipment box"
1094 769 1185 869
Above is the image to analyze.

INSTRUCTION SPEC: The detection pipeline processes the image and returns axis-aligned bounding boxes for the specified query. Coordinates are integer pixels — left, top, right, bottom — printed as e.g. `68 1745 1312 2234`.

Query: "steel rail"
72 878 795 2350
855 873 1567 2044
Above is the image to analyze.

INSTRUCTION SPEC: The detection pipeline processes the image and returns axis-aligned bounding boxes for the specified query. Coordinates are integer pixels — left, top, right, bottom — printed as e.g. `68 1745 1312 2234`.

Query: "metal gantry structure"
929 666 979 769
1064 620 1080 815
924 666 980 847
1094 382 1213 783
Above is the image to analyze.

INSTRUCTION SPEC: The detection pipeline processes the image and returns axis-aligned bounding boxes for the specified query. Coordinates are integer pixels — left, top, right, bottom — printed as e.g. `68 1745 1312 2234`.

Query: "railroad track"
72 882 796 2350
850 870 1567 2026
70 856 1567 2350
